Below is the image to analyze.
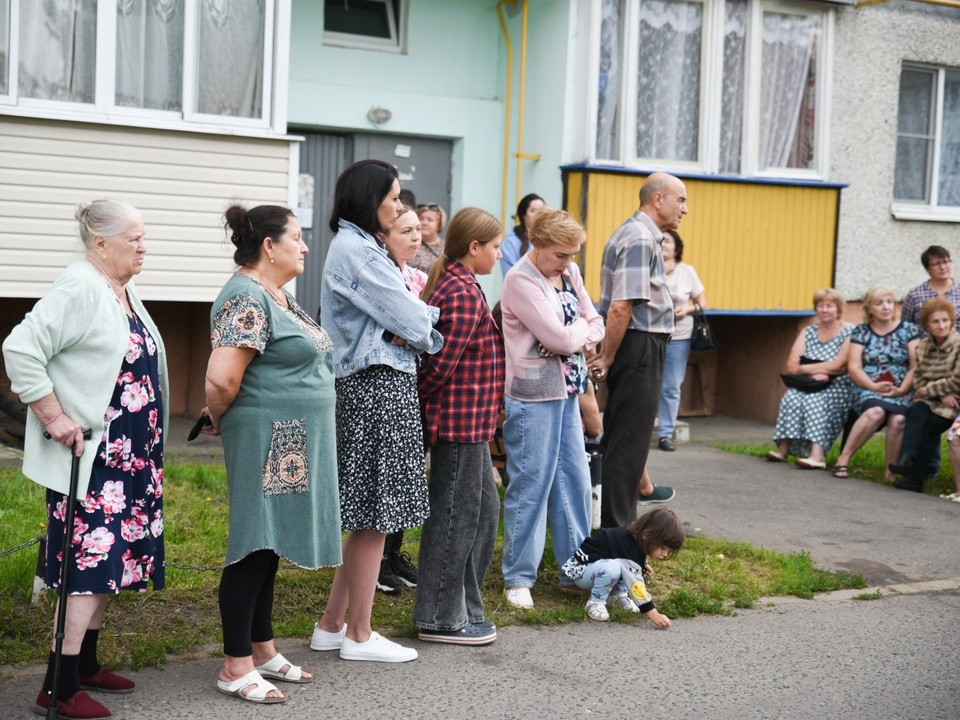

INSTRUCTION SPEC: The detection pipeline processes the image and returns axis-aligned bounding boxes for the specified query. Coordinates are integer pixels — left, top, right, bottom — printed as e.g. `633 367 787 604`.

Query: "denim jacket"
321 219 442 377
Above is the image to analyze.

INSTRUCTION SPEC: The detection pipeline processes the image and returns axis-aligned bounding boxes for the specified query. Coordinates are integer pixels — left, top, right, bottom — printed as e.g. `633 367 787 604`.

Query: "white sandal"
216 669 288 703
585 601 609 621
256 653 313 684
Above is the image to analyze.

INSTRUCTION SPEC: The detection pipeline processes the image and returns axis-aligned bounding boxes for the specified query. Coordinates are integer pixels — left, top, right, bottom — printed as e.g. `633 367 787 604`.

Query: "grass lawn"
0 461 865 670
716 433 957 498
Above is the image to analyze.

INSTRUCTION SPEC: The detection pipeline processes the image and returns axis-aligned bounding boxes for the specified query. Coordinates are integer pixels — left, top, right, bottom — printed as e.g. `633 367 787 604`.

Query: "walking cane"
45 428 92 720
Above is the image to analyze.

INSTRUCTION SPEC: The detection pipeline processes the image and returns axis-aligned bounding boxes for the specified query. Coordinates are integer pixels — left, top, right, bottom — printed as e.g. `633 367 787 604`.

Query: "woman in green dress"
201 204 341 705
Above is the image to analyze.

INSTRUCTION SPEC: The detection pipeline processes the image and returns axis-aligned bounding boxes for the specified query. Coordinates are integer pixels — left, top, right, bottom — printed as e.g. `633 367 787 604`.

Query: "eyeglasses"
417 203 442 211
928 259 952 269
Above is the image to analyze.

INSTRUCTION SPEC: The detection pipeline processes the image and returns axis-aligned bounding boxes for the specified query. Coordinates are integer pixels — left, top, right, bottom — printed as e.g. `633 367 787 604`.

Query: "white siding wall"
0 117 292 301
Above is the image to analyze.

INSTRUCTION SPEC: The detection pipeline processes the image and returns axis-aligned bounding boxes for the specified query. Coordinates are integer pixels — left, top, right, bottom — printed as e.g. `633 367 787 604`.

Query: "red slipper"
79 668 136 694
35 689 112 719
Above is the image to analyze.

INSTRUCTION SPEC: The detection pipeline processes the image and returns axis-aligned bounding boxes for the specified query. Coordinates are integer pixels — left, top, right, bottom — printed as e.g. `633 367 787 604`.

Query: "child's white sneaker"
611 592 640 613
505 587 534 609
585 601 609 621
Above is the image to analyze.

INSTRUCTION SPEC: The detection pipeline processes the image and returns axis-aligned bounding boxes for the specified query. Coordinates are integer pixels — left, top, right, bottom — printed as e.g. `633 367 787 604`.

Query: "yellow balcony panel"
561 165 845 313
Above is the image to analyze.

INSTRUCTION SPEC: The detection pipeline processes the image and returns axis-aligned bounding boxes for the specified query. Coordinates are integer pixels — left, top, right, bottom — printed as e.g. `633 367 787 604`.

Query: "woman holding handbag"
656 229 707 452
769 289 854 469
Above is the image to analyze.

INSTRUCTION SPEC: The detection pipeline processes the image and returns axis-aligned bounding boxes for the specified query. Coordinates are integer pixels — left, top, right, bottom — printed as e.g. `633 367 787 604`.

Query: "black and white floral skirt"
335 364 430 533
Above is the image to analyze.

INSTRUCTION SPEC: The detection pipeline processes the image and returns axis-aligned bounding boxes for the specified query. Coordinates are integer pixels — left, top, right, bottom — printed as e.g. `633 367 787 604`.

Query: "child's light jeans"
571 558 627 602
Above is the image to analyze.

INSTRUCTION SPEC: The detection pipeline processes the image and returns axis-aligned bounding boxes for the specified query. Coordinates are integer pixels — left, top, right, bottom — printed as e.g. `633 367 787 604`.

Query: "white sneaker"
504 587 534 609
610 593 640 613
310 622 347 651
339 632 418 663
586 601 610 621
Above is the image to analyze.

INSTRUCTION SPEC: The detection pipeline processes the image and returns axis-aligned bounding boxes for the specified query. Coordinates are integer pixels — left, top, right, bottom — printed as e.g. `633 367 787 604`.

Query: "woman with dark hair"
203 203 341 704
889 297 960 492
656 229 706 452
311 159 442 663
500 193 545 276
902 245 960 332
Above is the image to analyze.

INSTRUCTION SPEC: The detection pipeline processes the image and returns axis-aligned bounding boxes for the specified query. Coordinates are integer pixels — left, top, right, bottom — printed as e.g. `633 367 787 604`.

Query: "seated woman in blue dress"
831 285 920 479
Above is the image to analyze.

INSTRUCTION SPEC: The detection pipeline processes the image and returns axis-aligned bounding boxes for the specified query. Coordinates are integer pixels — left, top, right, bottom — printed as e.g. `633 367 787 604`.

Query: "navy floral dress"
45 315 165 593
540 276 588 396
850 321 920 415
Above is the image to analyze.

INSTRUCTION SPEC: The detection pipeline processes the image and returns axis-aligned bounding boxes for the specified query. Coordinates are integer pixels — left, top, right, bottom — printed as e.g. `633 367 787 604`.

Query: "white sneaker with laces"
611 593 640 613
585 601 610 621
339 632 418 663
505 587 534 609
310 622 347 651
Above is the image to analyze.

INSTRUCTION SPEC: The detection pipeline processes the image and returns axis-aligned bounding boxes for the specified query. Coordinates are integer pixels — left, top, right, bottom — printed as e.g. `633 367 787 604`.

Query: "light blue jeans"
572 558 626 602
658 338 692 439
501 395 592 589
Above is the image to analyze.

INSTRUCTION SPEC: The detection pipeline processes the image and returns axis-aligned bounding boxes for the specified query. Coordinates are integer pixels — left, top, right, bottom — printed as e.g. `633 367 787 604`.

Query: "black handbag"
781 356 833 392
690 308 717 352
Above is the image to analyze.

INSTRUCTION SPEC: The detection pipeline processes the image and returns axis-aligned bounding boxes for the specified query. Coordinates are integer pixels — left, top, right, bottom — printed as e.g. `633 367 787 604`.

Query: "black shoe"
892 480 924 493
388 551 418 588
657 437 676 452
376 557 403 594
888 457 914 476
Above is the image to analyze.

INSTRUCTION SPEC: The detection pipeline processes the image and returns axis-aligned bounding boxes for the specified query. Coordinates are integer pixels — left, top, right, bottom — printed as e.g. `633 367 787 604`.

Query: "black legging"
900 402 953 486
219 549 279 657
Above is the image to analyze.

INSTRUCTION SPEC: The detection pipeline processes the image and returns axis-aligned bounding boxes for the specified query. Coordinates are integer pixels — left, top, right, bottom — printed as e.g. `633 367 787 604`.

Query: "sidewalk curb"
758 577 960 607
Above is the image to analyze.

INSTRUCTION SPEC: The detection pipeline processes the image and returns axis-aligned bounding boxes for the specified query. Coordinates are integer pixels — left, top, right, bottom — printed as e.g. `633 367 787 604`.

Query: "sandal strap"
223 670 281 699
257 653 304 681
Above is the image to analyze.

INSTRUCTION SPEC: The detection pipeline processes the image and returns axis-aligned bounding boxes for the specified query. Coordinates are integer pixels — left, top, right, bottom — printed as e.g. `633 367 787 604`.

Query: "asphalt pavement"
1 416 958 720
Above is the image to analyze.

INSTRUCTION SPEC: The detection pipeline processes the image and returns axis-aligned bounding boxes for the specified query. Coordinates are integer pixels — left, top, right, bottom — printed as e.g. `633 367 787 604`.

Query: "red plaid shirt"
418 260 505 445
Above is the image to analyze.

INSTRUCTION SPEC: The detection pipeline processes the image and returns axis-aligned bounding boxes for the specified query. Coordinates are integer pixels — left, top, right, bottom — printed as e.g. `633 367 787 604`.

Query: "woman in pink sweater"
499 208 605 609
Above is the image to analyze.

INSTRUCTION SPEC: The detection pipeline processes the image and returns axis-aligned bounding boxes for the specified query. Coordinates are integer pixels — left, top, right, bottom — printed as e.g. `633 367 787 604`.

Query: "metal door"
353 133 452 214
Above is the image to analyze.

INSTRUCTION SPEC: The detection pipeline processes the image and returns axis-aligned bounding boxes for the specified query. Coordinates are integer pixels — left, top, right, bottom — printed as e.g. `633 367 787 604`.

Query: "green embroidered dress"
211 274 342 568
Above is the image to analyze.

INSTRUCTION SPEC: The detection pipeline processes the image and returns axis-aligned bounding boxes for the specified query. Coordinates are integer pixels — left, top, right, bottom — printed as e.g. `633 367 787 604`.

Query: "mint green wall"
288 0 506 217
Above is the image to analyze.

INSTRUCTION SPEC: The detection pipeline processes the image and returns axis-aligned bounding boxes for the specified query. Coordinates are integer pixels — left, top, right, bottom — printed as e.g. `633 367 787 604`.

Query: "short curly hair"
813 288 846 316
919 297 957 330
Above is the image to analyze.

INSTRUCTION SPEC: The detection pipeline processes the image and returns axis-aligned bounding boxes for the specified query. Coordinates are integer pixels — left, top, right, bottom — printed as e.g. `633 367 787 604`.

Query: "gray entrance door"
295 131 453 317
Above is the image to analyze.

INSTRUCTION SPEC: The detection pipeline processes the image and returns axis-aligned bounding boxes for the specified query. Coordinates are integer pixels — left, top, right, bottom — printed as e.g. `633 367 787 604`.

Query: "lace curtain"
938 71 960 206
18 0 97 103
719 0 746 174
0 0 9 94
635 0 702 162
759 12 818 170
116 0 184 111
596 0 623 160
197 0 265 118
894 68 933 202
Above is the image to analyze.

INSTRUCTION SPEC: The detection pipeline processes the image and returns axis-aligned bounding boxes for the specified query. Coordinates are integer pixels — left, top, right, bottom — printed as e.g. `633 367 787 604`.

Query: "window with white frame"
893 64 960 220
323 0 405 53
0 0 286 132
592 0 831 179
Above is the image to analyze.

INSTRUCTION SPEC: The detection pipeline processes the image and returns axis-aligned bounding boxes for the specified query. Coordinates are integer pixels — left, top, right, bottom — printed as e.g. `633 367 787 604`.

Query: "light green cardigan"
2 259 169 498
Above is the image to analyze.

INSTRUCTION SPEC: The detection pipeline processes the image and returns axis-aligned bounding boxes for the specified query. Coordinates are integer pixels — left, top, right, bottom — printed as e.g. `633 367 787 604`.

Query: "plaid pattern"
902 280 960 335
418 260 505 445
597 210 674 334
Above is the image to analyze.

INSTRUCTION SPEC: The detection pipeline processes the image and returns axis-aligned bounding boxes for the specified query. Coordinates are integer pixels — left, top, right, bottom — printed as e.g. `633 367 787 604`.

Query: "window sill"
891 204 960 223
0 105 301 142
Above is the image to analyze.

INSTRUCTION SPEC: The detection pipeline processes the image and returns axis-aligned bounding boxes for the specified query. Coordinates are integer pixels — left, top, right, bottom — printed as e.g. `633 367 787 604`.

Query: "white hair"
75 199 141 247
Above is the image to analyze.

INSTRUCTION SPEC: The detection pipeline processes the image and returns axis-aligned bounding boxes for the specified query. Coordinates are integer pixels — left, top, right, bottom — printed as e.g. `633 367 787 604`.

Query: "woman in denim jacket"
310 160 442 664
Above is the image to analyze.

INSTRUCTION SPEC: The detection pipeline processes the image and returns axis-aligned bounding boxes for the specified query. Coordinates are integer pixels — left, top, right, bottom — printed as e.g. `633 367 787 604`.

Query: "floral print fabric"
850 321 920 413
45 314 165 593
555 277 588 396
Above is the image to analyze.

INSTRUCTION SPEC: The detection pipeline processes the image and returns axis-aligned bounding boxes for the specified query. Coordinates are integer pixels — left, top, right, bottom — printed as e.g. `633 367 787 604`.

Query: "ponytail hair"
422 207 503 301
224 203 295 267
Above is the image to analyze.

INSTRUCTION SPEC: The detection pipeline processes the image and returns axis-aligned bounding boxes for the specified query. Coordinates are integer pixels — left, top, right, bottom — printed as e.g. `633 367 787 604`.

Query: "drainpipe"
498 0 541 226
497 1 514 227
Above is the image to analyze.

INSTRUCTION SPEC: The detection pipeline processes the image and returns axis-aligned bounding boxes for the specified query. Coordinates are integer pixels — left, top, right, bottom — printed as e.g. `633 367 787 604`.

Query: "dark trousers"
219 549 279 656
900 402 952 486
414 441 499 630
600 330 668 528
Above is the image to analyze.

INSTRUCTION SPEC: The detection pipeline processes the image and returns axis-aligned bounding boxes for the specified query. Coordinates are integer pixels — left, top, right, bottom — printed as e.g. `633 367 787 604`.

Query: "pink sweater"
501 253 605 401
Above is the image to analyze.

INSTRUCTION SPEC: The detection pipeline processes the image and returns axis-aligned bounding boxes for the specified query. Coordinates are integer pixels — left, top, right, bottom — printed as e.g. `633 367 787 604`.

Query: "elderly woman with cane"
4 199 169 720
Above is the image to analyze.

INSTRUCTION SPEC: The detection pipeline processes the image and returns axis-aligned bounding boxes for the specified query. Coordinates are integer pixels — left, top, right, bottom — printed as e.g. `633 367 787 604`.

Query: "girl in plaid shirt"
414 208 506 646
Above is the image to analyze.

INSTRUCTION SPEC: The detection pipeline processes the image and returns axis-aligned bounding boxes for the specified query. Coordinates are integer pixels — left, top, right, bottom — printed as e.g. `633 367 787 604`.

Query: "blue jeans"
572 558 626 602
658 338 691 439
414 441 499 631
501 395 592 588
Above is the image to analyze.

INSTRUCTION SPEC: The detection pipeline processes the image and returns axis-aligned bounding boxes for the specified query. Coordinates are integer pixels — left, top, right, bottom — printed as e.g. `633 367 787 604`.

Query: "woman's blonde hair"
528 208 586 249
812 288 846 317
861 285 898 323
421 207 503 300
416 203 447 234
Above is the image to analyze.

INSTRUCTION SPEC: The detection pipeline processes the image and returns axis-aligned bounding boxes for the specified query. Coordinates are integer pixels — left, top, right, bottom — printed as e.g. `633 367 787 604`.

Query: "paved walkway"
2 416 958 719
